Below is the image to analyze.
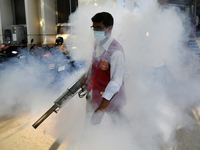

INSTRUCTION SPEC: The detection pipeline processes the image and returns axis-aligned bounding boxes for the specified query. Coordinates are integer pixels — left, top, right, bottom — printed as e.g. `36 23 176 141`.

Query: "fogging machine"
32 72 87 129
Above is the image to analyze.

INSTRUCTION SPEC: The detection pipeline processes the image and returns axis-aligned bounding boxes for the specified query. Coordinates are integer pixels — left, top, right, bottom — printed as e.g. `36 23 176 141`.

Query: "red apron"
88 39 126 112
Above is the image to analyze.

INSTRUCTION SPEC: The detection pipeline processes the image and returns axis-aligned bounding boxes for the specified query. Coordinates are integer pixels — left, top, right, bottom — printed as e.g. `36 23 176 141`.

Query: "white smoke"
0 0 200 150
0 44 86 116
50 0 200 150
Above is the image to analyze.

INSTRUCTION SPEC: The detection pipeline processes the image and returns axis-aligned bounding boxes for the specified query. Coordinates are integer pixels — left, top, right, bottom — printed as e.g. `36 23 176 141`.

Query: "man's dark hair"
91 12 114 27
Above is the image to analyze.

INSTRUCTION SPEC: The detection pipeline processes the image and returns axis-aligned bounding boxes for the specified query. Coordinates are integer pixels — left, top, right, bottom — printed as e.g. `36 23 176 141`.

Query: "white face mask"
94 31 106 41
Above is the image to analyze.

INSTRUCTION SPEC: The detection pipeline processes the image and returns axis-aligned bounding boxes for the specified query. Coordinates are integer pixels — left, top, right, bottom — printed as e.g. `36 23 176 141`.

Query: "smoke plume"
1 0 200 150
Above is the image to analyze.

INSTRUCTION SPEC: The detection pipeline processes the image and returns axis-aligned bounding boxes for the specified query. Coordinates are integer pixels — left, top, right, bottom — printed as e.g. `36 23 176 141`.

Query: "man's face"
92 22 112 36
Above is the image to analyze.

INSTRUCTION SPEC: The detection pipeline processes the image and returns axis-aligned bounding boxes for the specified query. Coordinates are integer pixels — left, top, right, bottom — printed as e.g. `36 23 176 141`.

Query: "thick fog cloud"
51 0 200 150
0 46 86 118
1 0 200 150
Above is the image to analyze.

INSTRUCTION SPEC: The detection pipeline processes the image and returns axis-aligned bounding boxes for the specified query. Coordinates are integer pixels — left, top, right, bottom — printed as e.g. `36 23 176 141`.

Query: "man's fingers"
90 111 104 125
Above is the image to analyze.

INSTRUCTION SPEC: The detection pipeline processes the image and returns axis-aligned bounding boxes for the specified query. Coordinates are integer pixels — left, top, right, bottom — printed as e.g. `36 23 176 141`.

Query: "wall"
39 0 56 46
24 0 40 46
0 0 13 44
24 0 56 47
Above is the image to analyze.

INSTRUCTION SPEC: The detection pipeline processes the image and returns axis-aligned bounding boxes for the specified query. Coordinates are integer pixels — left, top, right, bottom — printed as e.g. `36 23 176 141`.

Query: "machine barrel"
32 72 87 129
32 104 58 129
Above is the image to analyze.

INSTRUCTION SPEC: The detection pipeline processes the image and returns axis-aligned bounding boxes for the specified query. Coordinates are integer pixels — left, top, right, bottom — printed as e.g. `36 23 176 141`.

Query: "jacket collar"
102 36 113 51
95 36 113 51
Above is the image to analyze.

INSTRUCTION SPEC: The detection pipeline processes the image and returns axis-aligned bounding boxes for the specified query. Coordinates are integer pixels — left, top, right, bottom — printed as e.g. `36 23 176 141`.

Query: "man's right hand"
81 76 87 87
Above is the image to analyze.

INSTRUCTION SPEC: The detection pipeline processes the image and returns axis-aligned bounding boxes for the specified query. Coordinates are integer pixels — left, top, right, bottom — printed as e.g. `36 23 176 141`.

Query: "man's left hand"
90 110 104 125
90 98 111 125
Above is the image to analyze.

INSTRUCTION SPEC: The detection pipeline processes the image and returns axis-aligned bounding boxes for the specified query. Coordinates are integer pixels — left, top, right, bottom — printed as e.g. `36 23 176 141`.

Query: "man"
85 12 126 125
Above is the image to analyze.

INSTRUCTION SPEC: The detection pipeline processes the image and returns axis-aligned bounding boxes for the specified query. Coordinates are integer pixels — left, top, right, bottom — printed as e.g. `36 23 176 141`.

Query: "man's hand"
81 76 87 87
90 98 110 125
90 110 104 125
